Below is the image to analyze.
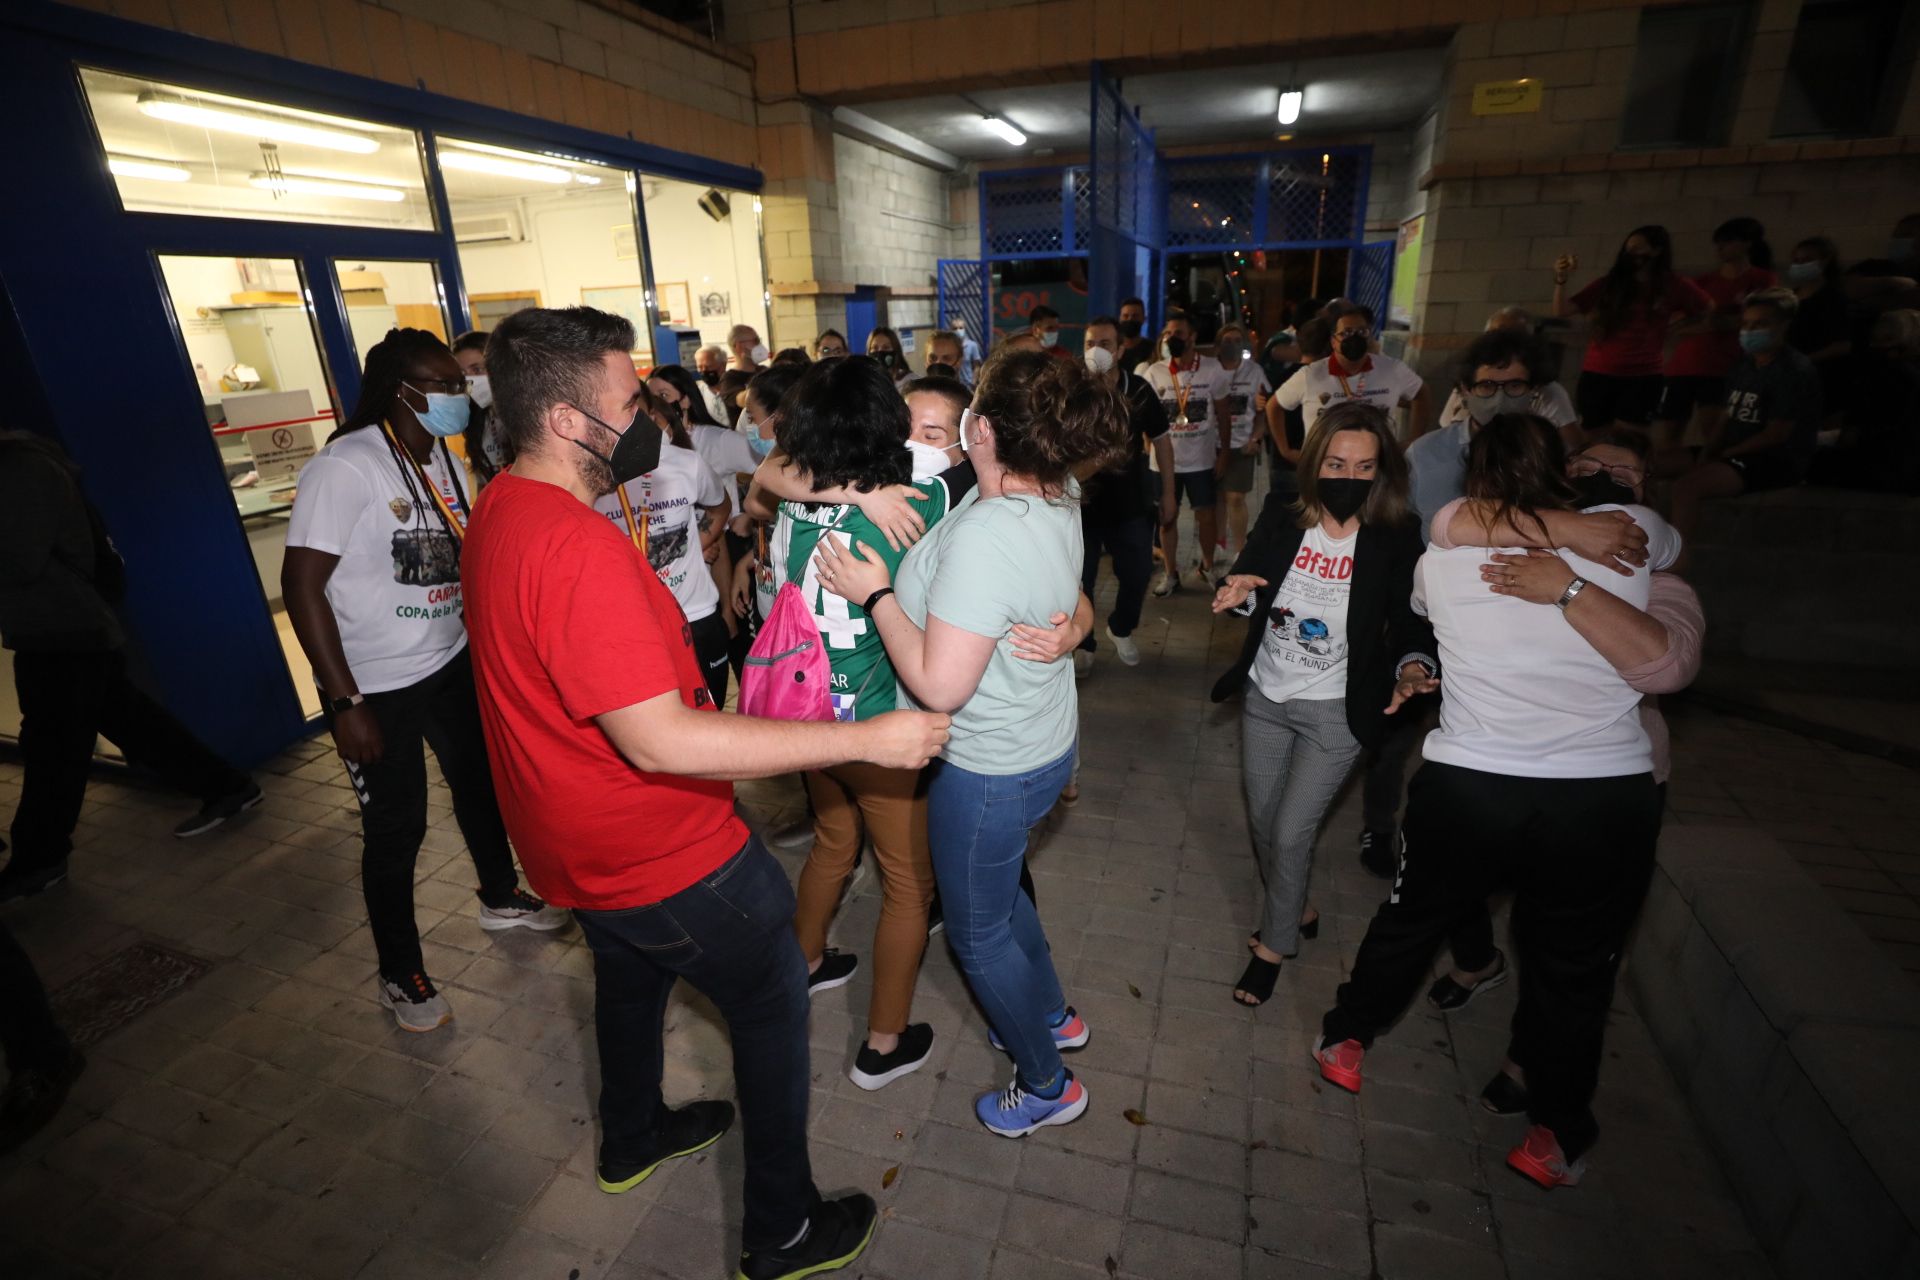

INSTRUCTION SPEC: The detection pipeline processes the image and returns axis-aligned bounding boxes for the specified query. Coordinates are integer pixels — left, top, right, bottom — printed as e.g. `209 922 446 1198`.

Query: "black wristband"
862 587 894 614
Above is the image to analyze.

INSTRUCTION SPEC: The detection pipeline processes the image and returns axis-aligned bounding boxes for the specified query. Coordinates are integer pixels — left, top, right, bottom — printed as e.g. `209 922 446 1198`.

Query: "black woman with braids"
282 328 567 1034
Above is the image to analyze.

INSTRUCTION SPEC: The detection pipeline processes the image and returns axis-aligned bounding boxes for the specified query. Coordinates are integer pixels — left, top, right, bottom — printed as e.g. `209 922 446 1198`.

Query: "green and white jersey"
768 468 971 721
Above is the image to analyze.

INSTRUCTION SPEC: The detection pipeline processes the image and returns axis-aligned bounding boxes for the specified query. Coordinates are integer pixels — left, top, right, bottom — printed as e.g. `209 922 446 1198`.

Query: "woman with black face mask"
1208 401 1437 1008
867 326 910 384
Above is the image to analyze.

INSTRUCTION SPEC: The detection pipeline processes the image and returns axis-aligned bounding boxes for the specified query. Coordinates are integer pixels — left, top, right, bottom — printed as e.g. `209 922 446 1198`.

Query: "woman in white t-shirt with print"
1209 402 1438 1009
283 329 566 1036
1313 412 1672 1193
592 385 733 704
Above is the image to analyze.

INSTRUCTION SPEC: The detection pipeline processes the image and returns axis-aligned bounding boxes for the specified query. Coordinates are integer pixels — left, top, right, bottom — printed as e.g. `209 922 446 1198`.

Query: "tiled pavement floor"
0 569 1793 1279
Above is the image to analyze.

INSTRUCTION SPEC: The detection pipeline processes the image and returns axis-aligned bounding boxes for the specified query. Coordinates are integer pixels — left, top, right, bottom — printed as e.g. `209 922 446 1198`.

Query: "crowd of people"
0 209 1914 1277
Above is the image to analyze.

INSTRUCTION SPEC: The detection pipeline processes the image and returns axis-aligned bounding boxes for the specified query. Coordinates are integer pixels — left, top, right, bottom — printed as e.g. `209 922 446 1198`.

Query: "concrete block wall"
1628 825 1920 1278
59 0 760 170
834 134 953 302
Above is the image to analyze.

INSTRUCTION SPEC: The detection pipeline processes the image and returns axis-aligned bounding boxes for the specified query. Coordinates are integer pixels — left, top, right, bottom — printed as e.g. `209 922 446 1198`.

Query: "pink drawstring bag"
738 582 833 721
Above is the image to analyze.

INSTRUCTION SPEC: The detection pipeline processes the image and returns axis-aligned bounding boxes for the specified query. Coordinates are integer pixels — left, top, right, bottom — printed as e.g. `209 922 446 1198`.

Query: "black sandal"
1250 916 1318 950
1425 950 1509 1012
1233 954 1281 1006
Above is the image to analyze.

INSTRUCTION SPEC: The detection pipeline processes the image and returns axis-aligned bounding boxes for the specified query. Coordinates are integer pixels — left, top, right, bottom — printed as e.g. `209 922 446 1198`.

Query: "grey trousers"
1242 688 1365 954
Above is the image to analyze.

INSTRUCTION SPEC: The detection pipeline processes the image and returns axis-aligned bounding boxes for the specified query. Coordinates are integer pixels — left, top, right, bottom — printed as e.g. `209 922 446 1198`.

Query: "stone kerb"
1627 822 1920 1277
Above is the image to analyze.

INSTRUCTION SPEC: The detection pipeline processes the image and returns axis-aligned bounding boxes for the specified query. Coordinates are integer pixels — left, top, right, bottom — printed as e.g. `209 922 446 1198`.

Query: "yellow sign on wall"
1472 79 1543 116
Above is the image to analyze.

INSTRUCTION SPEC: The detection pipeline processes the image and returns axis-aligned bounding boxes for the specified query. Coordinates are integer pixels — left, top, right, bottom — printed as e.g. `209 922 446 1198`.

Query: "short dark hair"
1459 328 1548 387
971 347 1128 489
745 362 805 419
816 328 847 350
778 356 911 493
1119 297 1145 311
451 329 489 356
902 373 971 419
1030 305 1061 324
772 347 812 366
487 307 635 461
1085 315 1119 333
1296 317 1333 360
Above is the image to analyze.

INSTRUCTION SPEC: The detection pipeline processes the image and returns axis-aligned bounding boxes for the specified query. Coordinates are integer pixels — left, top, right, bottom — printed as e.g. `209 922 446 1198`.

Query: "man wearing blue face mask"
285 328 567 1035
1668 288 1823 549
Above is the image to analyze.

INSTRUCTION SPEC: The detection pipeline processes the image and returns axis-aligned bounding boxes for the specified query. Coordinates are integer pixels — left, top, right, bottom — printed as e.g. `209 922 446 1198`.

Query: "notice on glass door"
228 389 319 484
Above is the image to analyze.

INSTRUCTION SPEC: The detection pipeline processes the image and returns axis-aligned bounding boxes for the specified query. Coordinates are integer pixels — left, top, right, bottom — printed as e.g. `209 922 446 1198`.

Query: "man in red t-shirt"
461 306 948 1280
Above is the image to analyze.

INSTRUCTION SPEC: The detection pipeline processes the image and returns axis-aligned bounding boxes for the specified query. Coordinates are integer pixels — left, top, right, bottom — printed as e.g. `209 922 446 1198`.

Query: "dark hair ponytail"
1464 412 1578 543
334 327 452 441
971 347 1129 490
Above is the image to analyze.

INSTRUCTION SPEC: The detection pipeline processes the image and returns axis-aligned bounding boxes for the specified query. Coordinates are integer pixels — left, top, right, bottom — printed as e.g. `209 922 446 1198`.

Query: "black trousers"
0 919 69 1075
689 610 732 708
335 648 518 979
1078 510 1155 650
1322 761 1660 1160
7 648 249 874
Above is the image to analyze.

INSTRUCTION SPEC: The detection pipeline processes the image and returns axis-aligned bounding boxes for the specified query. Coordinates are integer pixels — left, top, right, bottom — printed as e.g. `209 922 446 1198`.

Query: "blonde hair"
1292 401 1411 530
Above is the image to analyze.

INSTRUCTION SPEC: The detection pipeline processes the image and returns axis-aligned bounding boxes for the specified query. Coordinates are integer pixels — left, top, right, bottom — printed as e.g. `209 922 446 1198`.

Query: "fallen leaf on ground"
1122 1109 1149 1126
1127 982 1142 999
882 1165 899 1189
1104 1256 1118 1277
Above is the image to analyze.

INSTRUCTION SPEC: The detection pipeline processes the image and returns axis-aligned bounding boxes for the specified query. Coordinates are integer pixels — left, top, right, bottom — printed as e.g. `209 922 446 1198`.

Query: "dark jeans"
7 648 249 873
573 838 817 1252
1078 510 1155 651
689 610 732 708
0 919 70 1075
1322 762 1660 1160
334 648 518 978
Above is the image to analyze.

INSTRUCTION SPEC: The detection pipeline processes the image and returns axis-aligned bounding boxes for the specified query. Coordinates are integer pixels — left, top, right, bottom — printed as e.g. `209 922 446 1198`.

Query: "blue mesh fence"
1161 148 1369 251
936 258 986 341
1087 69 1158 318
1346 241 1395 329
980 167 1087 260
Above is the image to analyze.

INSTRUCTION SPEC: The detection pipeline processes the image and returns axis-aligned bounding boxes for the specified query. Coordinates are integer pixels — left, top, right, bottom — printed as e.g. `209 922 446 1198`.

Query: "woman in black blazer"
1210 401 1439 1006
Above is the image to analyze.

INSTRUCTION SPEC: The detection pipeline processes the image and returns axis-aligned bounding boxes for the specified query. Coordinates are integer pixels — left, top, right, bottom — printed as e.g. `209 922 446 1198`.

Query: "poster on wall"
1391 214 1424 328
657 282 691 325
699 291 730 318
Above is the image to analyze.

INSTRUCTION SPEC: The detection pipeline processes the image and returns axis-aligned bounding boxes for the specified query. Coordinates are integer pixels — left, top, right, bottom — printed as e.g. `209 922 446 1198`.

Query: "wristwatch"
326 691 366 714
1554 577 1589 611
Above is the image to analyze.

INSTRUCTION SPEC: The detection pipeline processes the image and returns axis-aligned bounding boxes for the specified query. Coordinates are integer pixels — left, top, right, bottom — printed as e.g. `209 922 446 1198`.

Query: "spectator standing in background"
452 330 506 487
950 317 983 383
1784 236 1852 413
1212 323 1273 564
814 330 850 360
867 326 910 385
1651 217 1776 453
1142 313 1225 594
1118 296 1155 372
1028 305 1069 357
924 330 967 381
1435 309 1578 448
1552 226 1712 433
728 324 768 373
694 344 730 422
1272 306 1429 440
1265 319 1328 501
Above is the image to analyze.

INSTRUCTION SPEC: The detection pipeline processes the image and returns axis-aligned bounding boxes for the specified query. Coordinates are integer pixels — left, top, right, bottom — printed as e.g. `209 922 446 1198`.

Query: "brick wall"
835 134 954 329
58 0 759 169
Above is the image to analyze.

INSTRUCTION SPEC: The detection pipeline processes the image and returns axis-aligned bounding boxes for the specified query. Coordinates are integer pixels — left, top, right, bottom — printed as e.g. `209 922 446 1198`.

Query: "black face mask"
1118 319 1143 340
1337 334 1368 362
1165 336 1189 359
1570 472 1638 509
1319 477 1373 522
699 369 720 387
569 403 662 492
873 350 898 368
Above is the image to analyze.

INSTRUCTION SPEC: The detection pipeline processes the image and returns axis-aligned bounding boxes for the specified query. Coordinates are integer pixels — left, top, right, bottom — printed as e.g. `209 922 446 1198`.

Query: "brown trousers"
794 760 933 1035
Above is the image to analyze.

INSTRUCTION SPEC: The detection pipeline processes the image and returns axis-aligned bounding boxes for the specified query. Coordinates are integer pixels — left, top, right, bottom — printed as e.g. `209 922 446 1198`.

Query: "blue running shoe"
987 1007 1089 1054
974 1071 1088 1138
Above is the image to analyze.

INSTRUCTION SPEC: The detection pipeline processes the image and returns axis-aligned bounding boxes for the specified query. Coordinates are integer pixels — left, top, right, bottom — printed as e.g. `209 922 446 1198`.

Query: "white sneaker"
1151 570 1178 597
1072 650 1093 679
477 888 570 932
378 973 452 1033
1105 627 1140 666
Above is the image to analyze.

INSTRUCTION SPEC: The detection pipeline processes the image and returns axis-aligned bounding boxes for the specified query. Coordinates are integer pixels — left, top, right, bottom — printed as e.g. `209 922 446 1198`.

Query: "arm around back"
595 691 948 779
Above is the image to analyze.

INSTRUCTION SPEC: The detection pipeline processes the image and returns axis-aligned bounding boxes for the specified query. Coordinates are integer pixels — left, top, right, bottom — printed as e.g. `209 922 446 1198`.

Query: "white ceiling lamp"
248 172 406 203
138 92 379 154
108 156 190 182
1276 87 1304 127
437 148 572 184
983 115 1027 147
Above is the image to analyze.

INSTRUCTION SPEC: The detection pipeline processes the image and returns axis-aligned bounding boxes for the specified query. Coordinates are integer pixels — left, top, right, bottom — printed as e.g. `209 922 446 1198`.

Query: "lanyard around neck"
381 423 467 541
615 483 650 559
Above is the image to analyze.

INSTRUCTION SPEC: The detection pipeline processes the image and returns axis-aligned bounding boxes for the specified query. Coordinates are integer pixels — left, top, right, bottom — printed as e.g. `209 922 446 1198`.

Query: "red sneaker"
1507 1125 1587 1189
1312 1035 1365 1093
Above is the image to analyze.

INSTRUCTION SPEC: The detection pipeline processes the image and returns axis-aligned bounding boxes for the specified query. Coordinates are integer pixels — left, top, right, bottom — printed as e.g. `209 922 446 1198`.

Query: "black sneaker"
807 949 858 996
173 780 264 838
598 1099 735 1193
848 1023 934 1092
1426 950 1510 1012
0 1048 85 1157
1480 1070 1529 1116
737 1193 878 1280
0 860 70 904
1359 828 1398 879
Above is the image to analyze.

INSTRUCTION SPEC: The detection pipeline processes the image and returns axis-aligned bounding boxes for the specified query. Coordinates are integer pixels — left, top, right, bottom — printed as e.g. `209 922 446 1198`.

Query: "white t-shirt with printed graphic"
1249 524 1355 704
1212 360 1274 449
1142 355 1225 474
285 427 470 694
591 443 726 623
1276 353 1426 436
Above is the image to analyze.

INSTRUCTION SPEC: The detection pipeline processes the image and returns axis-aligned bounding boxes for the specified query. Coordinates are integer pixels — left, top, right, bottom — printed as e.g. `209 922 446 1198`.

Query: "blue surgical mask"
1039 329 1059 349
1738 329 1777 355
403 383 471 438
1785 261 1822 287
746 432 775 459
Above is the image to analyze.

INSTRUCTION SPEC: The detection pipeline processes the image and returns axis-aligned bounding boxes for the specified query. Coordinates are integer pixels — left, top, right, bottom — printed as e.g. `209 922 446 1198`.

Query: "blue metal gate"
1086 66 1159 322
1345 240 1396 329
936 258 987 345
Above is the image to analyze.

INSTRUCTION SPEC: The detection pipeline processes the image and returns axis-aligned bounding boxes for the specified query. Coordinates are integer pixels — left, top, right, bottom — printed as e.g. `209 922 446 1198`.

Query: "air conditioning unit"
454 210 524 244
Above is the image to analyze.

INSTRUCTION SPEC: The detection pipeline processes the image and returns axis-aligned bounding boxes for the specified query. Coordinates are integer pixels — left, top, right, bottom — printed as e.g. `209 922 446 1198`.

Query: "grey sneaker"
477 887 569 932
377 973 452 1033
1105 626 1141 666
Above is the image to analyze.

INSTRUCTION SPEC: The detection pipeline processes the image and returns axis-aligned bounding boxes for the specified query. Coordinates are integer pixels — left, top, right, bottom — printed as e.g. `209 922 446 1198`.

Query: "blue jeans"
573 838 817 1252
927 750 1075 1093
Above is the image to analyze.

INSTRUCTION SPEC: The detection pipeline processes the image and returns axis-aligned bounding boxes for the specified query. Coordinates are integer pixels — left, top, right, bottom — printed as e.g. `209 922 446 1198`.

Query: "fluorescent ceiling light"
983 115 1026 146
437 149 572 184
1277 89 1303 127
249 172 406 203
138 93 380 154
573 173 603 185
108 156 190 182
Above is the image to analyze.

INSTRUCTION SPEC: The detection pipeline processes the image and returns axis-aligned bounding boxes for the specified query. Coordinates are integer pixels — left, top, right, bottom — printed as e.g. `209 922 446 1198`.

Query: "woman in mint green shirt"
815 347 1128 1139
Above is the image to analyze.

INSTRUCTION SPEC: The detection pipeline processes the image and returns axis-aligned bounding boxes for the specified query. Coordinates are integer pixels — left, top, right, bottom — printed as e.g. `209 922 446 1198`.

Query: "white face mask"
906 439 953 480
1038 329 1059 349
749 342 770 365
466 374 492 409
1084 346 1115 375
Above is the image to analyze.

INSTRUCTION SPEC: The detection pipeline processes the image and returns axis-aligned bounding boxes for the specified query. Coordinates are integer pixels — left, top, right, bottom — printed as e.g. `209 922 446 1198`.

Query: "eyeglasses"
1569 457 1645 484
409 376 469 395
1467 379 1532 398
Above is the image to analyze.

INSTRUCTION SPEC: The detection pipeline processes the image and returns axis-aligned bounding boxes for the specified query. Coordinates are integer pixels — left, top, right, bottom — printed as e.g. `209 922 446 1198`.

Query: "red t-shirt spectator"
1666 266 1778 378
1570 275 1713 377
460 471 748 910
